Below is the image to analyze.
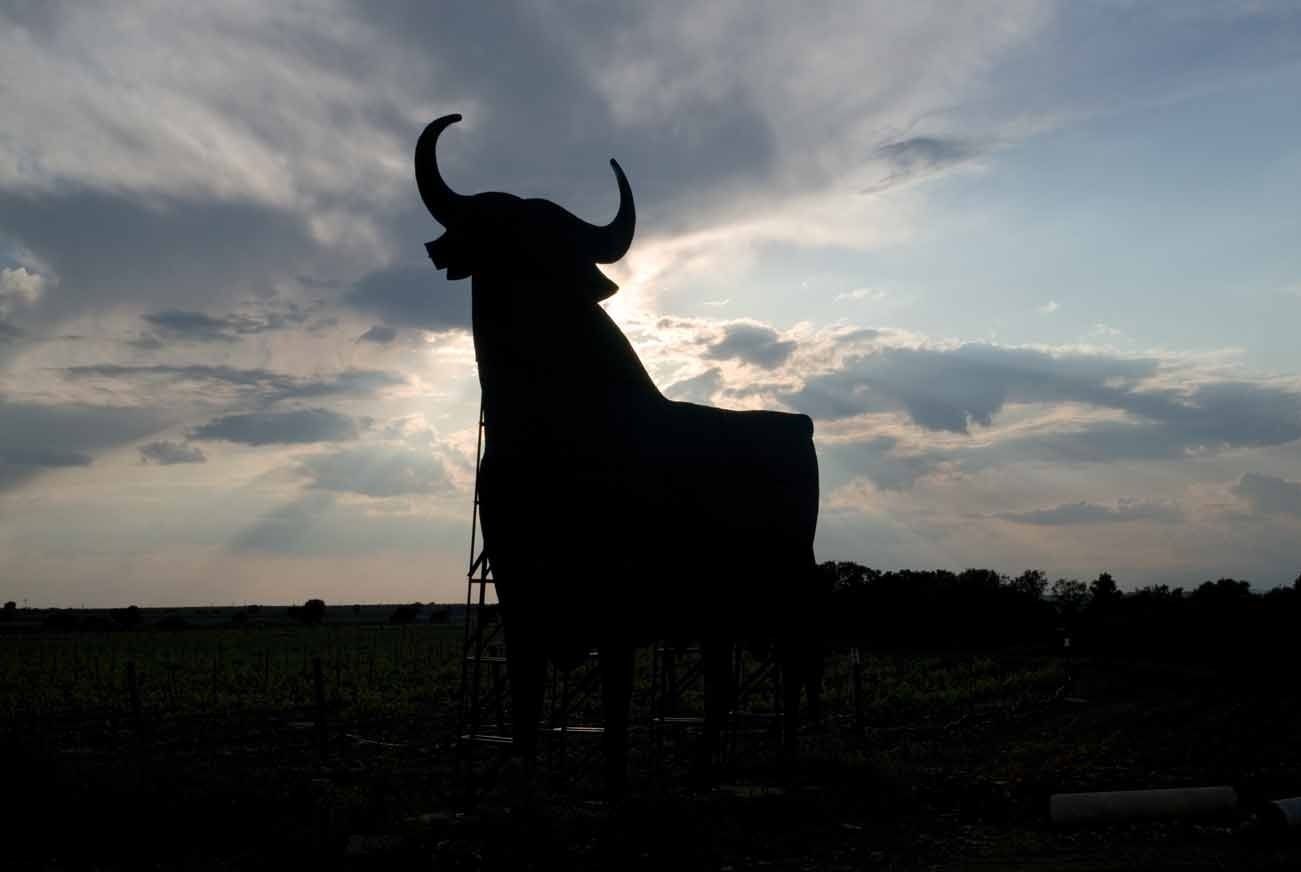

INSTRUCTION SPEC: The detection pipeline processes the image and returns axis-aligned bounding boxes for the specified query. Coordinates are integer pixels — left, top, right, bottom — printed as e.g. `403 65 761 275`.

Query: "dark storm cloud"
0 189 328 329
300 445 454 498
863 136 979 193
989 381 1301 467
997 421 1189 464
141 310 235 342
357 325 398 344
704 323 797 369
125 334 166 351
665 367 722 404
0 400 168 491
818 381 1301 495
190 408 359 446
138 303 312 345
0 4 778 350
822 436 949 492
995 499 1181 525
344 266 470 332
784 343 1301 490
787 343 1160 432
0 447 91 467
786 344 1301 454
1142 381 1301 450
352 2 776 233
64 364 404 404
1233 473 1301 518
138 440 206 465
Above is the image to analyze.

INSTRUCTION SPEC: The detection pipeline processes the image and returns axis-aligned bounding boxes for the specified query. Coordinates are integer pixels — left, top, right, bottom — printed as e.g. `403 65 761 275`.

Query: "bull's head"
416 114 635 302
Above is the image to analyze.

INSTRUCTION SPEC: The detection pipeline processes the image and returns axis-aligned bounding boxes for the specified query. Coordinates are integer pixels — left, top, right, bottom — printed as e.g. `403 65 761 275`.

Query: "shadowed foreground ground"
5 626 1301 869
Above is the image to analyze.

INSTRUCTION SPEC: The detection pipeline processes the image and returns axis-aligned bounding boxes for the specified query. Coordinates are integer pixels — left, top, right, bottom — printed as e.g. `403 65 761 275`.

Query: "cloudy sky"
3 1 1300 606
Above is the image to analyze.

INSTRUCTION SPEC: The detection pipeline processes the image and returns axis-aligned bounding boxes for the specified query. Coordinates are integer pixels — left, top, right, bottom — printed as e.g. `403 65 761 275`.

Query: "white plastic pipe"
1266 797 1301 829
1050 786 1238 825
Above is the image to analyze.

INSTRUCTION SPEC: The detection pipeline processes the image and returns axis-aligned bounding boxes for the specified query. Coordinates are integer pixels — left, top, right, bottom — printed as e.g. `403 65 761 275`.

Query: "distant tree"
958 568 1002 593
1089 572 1119 604
299 598 327 625
2 601 15 621
1192 578 1251 603
825 560 879 593
1133 583 1181 601
352 604 362 617
1010 569 1048 600
1052 578 1088 609
1294 572 1301 591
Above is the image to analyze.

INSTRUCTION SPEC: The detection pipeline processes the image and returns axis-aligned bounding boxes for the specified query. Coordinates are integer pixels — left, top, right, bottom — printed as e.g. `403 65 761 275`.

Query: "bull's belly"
476 414 819 645
480 439 817 531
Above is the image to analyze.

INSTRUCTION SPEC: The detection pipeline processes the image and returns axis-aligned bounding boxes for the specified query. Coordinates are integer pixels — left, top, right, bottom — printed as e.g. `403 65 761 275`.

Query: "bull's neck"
470 276 663 440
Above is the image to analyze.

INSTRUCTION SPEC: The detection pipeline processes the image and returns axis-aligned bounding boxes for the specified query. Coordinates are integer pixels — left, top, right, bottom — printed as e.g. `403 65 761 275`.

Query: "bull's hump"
761 409 814 440
670 401 814 440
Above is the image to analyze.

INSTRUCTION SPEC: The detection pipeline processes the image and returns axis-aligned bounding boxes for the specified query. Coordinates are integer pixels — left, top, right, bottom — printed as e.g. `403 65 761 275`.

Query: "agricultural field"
4 622 1301 870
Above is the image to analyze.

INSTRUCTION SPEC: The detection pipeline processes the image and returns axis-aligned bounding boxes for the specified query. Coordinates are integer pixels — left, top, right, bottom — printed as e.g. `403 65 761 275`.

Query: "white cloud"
0 266 46 314
0 2 426 215
1089 323 1124 338
835 287 888 303
300 444 455 498
1037 300 1060 314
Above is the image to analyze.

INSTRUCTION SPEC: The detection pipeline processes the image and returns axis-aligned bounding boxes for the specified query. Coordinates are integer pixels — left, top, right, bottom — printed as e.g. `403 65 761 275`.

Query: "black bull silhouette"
417 114 825 794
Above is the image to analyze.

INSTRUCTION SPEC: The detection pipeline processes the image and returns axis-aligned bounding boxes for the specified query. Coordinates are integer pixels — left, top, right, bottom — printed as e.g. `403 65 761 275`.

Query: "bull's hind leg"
506 639 545 765
498 596 546 770
693 638 734 787
804 643 825 724
599 643 634 801
779 642 803 760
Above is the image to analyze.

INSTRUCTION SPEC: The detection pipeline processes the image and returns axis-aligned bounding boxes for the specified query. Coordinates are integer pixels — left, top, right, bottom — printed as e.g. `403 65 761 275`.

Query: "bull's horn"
415 114 470 227
583 159 636 264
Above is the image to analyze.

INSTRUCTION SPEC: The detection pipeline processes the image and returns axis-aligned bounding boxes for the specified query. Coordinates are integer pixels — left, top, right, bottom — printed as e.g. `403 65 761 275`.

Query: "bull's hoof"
686 756 720 792
485 757 541 812
603 756 628 800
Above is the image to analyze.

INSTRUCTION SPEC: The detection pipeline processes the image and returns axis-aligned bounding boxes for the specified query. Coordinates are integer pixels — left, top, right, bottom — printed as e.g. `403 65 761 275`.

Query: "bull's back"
657 401 818 538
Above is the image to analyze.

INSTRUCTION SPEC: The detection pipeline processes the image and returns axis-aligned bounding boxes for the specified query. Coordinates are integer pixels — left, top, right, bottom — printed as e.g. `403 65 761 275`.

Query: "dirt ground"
9 649 1301 870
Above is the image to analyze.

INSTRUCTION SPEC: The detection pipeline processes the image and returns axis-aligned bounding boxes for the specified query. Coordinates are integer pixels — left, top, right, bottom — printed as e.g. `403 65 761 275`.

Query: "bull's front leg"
599 643 634 801
779 642 803 761
693 638 734 787
505 630 546 768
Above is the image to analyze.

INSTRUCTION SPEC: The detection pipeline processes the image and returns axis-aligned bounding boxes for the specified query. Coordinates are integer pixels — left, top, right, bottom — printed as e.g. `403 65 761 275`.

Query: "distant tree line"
821 561 1301 660
12 568 1300 659
14 598 457 632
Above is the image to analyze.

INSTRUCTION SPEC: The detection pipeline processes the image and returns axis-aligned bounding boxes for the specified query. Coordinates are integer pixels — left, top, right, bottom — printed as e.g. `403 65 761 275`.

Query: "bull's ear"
577 262 618 302
424 231 459 270
425 231 476 280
